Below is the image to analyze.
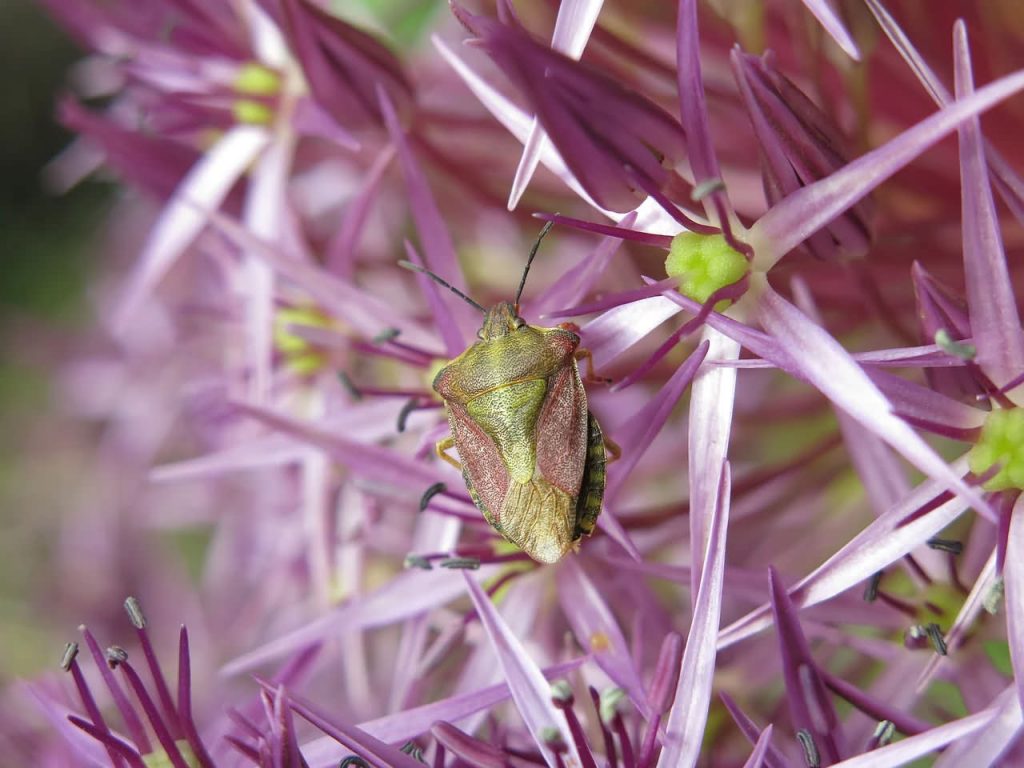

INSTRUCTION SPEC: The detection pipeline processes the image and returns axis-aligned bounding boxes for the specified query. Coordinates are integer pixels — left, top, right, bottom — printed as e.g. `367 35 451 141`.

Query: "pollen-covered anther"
967 408 1024 490
665 232 749 310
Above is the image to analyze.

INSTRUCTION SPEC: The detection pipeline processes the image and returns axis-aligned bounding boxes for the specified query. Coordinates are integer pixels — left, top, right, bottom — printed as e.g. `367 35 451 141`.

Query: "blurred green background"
0 0 111 681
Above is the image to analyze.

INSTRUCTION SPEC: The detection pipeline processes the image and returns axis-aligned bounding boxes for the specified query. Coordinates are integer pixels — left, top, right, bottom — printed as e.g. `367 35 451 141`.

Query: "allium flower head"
9 0 1024 766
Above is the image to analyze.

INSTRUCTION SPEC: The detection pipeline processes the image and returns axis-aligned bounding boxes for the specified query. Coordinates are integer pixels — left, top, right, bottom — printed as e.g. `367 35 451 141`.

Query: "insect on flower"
401 224 612 563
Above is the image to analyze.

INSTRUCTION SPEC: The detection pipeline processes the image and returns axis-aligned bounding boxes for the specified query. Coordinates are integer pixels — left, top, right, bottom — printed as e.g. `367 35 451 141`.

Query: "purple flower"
10 1 1024 766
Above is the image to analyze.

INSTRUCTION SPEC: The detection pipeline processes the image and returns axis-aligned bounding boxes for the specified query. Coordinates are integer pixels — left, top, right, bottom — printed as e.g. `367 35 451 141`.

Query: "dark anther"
105 645 129 668
796 729 820 768
60 641 79 671
873 720 895 747
400 741 425 763
339 757 371 768
373 327 401 344
863 571 883 602
440 557 481 570
404 554 433 570
124 596 146 629
690 178 726 202
926 538 963 555
925 623 947 656
337 371 363 400
550 680 573 705
397 398 420 433
419 482 446 512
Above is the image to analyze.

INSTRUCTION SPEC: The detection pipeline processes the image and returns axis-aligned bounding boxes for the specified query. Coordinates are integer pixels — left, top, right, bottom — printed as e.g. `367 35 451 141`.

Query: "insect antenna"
514 220 555 308
398 261 486 314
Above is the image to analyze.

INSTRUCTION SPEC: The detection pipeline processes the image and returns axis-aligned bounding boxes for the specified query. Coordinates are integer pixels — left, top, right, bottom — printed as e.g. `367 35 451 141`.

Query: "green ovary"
967 408 1024 491
665 232 748 309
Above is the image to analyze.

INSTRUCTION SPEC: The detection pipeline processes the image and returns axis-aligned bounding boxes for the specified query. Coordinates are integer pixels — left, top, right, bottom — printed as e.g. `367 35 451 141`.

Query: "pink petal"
688 329 739 599
750 68 1024 271
863 0 1024 223
432 35 608 213
798 0 860 60
1005 494 1024 711
379 89 477 345
933 686 1023 767
719 459 974 649
113 125 269 333
953 21 1024 388
462 573 579 767
583 296 682 368
607 341 709 503
203 209 438 349
223 568 493 676
508 0 604 209
657 463 731 768
742 725 775 768
556 557 648 716
756 284 993 520
829 709 995 767
299 659 585 766
915 548 997 691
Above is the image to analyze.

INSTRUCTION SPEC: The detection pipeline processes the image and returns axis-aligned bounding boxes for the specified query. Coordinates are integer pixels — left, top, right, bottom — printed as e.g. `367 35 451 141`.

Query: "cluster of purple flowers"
12 0 1024 765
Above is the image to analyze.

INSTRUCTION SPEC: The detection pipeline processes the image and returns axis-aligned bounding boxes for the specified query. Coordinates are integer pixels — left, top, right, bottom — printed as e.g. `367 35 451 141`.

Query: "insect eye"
514 319 526 330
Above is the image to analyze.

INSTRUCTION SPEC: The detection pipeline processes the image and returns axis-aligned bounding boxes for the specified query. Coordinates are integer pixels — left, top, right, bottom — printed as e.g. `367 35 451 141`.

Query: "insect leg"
604 435 622 463
574 347 612 384
435 436 463 471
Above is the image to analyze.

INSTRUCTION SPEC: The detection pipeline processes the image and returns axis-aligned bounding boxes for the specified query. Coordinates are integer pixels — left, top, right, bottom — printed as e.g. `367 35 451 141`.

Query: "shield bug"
401 225 607 563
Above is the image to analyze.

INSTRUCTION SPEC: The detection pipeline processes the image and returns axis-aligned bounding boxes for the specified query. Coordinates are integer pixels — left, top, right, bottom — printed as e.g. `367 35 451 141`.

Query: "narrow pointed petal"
58 98 199 200
380 90 476 346
953 22 1024 389
720 693 790 768
756 283 992 519
113 125 269 332
864 0 1024 223
688 329 738 599
768 567 844 763
657 463 731 768
933 686 1023 767
273 0 412 127
532 216 632 316
223 568 490 675
462 573 579 768
557 558 648 716
233 402 448 489
583 295 682 368
749 68 1024 271
719 459 973 649
911 262 985 401
299 659 585 764
203 208 438 348
798 0 859 60
742 725 774 768
403 241 467 358
433 35 608 213
260 686 423 768
916 548 997 691
828 708 994 767
508 0 604 209
453 4 687 212
676 0 733 224
607 341 709 502
1004 495 1024 710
